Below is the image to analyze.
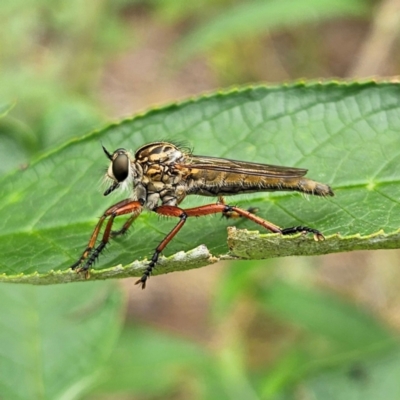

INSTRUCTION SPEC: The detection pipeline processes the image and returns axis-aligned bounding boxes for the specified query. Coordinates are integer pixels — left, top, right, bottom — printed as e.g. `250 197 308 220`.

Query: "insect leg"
71 199 143 277
218 196 259 219
111 213 138 238
70 199 133 270
136 202 294 288
135 204 284 288
135 205 187 289
223 205 325 241
184 203 324 239
173 203 284 232
136 202 324 289
280 226 324 238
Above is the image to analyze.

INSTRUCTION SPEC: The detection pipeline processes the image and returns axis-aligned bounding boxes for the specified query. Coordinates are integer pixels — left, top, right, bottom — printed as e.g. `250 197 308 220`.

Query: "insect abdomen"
187 171 334 197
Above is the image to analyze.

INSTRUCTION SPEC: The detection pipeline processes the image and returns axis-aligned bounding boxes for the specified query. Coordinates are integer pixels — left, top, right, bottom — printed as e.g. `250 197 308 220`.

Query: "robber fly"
70 141 334 288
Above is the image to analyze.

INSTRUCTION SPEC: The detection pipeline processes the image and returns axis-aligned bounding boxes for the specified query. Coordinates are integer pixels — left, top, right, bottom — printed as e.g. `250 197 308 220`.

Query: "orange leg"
70 199 143 277
135 203 324 289
218 196 259 219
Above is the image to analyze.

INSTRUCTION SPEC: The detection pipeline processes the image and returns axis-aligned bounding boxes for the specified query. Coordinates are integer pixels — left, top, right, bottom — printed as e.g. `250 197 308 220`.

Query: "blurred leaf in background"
171 0 369 62
0 282 124 400
0 0 139 174
154 0 371 83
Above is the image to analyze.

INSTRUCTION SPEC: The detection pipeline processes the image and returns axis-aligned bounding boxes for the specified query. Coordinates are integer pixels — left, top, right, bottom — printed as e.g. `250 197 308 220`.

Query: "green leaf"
260 281 394 351
0 282 124 400
261 349 400 400
0 100 39 174
91 324 212 396
299 349 400 400
255 280 398 398
1 81 400 283
91 323 255 400
40 100 104 151
0 101 15 118
175 0 368 61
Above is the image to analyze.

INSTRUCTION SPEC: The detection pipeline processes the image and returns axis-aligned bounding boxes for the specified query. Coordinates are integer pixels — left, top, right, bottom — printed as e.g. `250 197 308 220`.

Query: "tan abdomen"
187 170 334 197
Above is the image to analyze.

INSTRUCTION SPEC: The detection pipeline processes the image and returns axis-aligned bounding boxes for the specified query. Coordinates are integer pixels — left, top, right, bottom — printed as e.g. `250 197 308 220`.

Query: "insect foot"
135 252 160 289
281 226 325 241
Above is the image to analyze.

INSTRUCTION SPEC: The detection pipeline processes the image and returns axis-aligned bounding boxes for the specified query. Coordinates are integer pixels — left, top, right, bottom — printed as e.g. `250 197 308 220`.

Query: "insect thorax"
133 142 189 208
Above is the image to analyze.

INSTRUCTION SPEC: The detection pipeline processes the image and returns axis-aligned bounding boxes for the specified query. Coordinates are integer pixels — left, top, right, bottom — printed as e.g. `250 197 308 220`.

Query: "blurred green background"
2 0 400 399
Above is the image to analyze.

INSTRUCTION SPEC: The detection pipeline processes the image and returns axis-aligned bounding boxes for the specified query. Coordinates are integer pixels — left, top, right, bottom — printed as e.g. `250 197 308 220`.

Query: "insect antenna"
102 144 113 160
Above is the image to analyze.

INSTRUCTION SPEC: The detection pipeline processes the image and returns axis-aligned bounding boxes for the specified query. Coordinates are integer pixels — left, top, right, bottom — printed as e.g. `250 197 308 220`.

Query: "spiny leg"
222 205 325 241
281 226 324 238
135 203 269 289
218 196 258 219
136 202 324 289
184 203 284 233
111 213 139 238
70 199 143 277
70 199 134 271
135 206 187 289
76 213 117 277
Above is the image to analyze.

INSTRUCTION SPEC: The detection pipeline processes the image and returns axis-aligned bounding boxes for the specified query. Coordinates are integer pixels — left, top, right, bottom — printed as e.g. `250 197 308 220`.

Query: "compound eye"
112 153 129 182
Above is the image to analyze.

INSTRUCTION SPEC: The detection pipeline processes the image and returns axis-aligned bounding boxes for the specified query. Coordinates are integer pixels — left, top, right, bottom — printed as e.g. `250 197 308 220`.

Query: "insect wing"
182 155 308 178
